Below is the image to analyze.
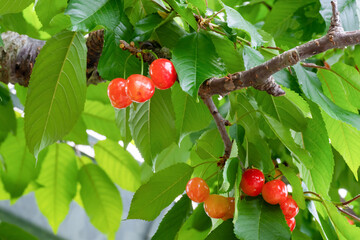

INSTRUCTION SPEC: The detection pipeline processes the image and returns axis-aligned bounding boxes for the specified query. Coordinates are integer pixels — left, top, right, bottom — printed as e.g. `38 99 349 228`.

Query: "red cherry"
107 78 132 108
221 197 235 221
262 180 288 205
240 169 265 196
186 177 210 203
280 196 299 219
286 217 296 232
204 194 229 219
149 59 177 90
126 74 155 102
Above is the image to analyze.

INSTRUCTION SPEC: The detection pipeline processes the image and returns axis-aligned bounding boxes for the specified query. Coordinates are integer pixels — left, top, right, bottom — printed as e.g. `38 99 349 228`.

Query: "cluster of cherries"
185 168 298 232
107 59 177 108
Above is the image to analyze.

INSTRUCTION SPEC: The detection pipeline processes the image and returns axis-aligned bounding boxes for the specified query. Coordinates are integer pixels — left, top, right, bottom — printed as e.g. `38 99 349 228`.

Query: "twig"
336 206 360 222
261 46 284 52
336 194 360 206
202 96 232 165
301 62 330 70
329 0 343 33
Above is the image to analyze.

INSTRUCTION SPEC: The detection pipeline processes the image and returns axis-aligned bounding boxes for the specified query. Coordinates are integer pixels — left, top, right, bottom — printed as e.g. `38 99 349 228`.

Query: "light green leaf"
94 139 141 192
151 195 192 240
164 0 198 30
128 163 193 221
172 32 226 98
0 222 38 240
65 0 123 31
35 143 77 233
79 164 122 236
124 0 160 25
63 116 88 145
0 84 16 138
82 100 121 141
278 164 305 209
322 112 360 180
0 0 33 15
293 64 360 130
234 198 291 240
220 157 239 193
129 90 177 165
222 3 263 47
0 118 36 199
187 0 206 13
171 83 212 142
35 0 67 26
282 86 311 118
195 128 224 161
24 31 87 157
114 108 132 147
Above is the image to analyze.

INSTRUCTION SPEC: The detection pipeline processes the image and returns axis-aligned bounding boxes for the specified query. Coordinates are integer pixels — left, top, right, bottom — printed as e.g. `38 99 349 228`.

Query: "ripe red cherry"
280 196 299 219
286 217 296 232
186 177 210 203
107 78 132 108
204 194 229 219
221 197 235 221
126 74 155 102
240 169 265 196
262 179 288 205
149 59 177 90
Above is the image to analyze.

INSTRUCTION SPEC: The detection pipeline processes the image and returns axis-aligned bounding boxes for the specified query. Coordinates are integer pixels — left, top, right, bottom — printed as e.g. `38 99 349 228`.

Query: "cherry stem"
193 160 218 169
205 170 220 182
303 191 322 199
137 52 144 75
123 54 132 79
304 196 322 203
145 50 158 60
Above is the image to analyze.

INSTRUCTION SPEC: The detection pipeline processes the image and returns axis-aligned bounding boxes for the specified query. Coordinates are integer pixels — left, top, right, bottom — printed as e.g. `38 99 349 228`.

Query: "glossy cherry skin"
126 74 155 102
280 196 299 219
204 194 230 219
240 169 265 196
221 197 235 221
286 217 296 232
149 59 177 90
107 78 132 108
186 177 210 203
262 179 288 205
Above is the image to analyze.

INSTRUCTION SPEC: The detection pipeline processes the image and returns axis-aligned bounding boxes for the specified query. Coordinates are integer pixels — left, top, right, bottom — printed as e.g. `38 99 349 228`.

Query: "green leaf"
0 222 38 240
293 64 360 131
82 100 121 141
35 0 67 27
172 31 226 98
222 3 263 47
164 0 198 30
220 157 239 193
322 200 360 239
205 220 237 240
129 90 177 165
320 0 359 31
263 0 316 37
41 13 71 35
209 32 245 73
282 86 311 118
171 83 212 142
124 0 160 25
188 0 206 13
94 139 141 192
132 13 163 42
114 108 132 147
78 164 122 236
65 0 123 31
35 143 78 233
0 0 33 15
0 118 36 199
278 165 305 209
195 128 224 161
63 116 89 145
128 163 193 221
154 20 187 49
86 81 109 105
176 203 212 240
0 84 16 137
151 195 192 240
299 101 334 196
234 198 291 240
24 31 87 157
322 112 360 180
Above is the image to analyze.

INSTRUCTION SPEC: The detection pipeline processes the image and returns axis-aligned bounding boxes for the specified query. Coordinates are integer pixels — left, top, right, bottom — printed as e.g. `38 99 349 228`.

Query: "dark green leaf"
0 222 38 240
172 32 226 98
65 0 123 31
154 20 187 49
0 118 36 198
35 143 78 233
164 0 198 30
151 195 192 240
234 198 291 240
220 158 239 193
124 0 160 25
129 90 177 165
205 220 237 240
132 13 163 42
24 31 87 157
128 163 193 221
0 0 33 15
293 64 360 131
78 164 122 236
278 165 305 209
171 83 212 142
94 139 141 192
0 84 16 137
